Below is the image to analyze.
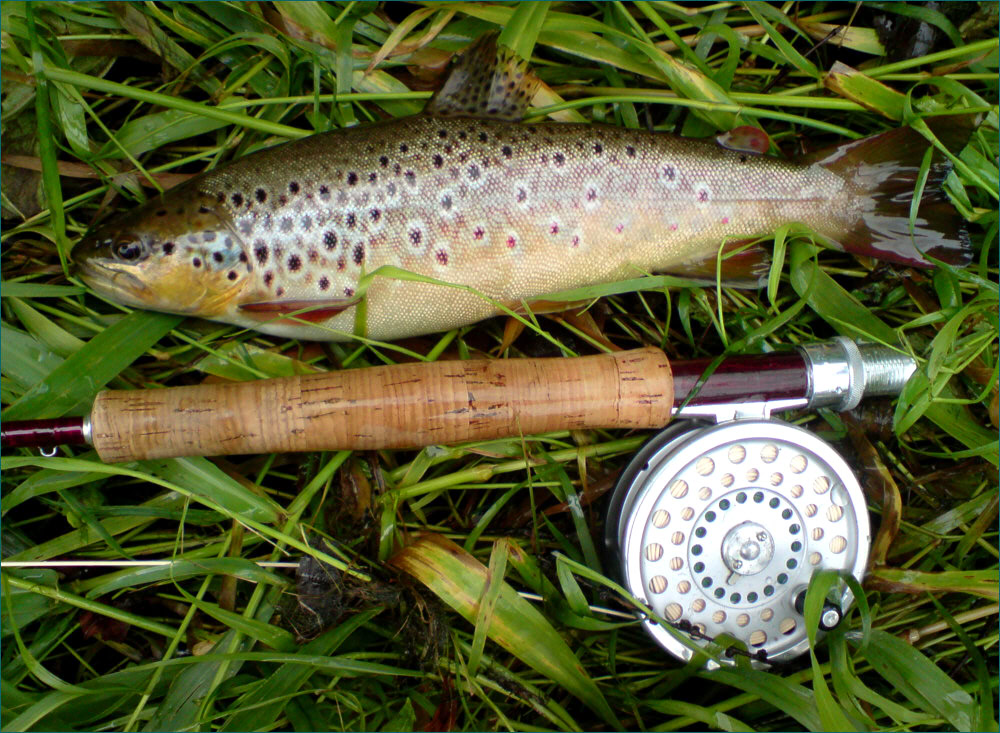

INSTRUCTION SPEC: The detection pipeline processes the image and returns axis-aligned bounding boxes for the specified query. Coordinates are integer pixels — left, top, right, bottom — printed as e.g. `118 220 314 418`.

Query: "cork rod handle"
90 348 674 462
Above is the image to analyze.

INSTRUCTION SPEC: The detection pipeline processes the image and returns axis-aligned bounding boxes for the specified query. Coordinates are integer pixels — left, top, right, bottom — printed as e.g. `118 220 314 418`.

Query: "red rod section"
1 418 87 450
671 351 809 407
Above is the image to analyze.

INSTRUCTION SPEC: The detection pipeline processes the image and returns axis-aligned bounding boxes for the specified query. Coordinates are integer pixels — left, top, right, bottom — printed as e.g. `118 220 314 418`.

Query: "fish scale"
72 35 974 343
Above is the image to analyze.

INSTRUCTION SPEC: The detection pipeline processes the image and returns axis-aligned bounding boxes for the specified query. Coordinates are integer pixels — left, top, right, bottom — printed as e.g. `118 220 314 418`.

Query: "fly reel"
606 417 870 666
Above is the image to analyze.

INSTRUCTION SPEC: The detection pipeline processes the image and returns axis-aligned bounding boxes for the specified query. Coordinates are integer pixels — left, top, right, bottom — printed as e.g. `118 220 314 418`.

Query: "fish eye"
113 240 145 261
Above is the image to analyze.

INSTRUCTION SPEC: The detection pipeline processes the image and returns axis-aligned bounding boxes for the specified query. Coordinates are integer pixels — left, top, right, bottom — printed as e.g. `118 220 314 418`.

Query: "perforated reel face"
617 419 870 666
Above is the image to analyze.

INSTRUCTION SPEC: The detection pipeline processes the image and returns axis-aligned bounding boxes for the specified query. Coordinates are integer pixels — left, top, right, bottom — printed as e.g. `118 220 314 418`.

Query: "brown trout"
73 35 973 342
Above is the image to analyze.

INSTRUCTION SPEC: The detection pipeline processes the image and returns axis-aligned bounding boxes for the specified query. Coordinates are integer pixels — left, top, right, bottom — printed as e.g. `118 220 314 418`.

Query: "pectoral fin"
424 31 540 121
238 297 359 324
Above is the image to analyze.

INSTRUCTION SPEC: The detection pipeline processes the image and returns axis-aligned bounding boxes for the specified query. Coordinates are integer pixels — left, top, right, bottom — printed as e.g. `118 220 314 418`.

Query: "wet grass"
1 2 997 731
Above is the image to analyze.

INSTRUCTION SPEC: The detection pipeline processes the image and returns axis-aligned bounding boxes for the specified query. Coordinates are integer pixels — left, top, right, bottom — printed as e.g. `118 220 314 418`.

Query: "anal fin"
663 241 770 288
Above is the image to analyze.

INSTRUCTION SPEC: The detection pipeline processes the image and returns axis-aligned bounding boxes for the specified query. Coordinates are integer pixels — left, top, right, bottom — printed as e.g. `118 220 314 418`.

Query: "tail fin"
811 114 978 268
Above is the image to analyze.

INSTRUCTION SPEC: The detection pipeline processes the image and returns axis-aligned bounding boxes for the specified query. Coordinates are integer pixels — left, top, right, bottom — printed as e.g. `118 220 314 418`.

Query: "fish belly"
211 116 843 341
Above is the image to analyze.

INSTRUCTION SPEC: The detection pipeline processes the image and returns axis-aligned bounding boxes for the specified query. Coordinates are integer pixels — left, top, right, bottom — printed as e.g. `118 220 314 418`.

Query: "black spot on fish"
192 257 202 268
663 165 676 181
255 244 269 265
347 172 358 186
216 192 225 203
479 132 488 142
593 142 603 155
370 208 381 223
626 145 636 157
288 254 301 272
467 164 480 180
502 145 512 158
553 152 565 166
404 171 416 186
399 143 409 153
289 181 300 194
256 188 267 203
199 205 212 214
458 131 467 140
276 286 285 297
344 287 354 297
324 231 338 250
441 194 452 211
369 172 377 183
438 129 447 139
162 242 175 255
352 244 364 265
740 154 748 163
231 193 243 207
278 194 288 206
433 154 443 168
379 155 389 167
345 212 356 228
213 252 224 263
156 209 167 217
436 249 449 266
409 228 422 246
319 276 330 291
319 185 330 199
264 271 274 286
517 188 527 203
227 271 237 281
239 252 248 263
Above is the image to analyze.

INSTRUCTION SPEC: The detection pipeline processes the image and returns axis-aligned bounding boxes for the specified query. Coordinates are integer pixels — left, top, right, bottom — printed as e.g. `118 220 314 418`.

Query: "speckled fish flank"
72 34 973 342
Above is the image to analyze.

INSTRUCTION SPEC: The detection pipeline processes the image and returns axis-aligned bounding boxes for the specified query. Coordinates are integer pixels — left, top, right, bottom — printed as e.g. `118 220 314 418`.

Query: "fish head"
72 188 254 317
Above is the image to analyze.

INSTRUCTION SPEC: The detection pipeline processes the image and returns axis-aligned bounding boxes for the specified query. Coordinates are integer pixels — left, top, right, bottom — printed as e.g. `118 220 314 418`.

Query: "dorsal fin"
424 32 541 121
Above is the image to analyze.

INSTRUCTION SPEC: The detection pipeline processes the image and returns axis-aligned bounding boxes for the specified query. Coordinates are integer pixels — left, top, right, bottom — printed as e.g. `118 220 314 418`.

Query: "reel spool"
606 418 871 667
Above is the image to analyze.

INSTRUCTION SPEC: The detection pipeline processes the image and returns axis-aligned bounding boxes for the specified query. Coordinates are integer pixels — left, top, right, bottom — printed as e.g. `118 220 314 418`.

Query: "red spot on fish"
550 223 559 235
722 216 730 224
615 223 625 234
473 227 484 240
571 235 580 247
669 223 678 231
586 189 597 201
697 188 710 202
506 235 517 248
337 257 346 271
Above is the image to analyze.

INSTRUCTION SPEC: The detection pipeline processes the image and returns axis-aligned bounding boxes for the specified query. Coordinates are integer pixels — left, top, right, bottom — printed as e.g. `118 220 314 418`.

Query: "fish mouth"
71 257 153 308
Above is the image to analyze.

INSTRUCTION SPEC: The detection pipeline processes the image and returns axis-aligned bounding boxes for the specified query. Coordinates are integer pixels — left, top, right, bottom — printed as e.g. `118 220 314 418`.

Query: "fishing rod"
1 338 913 463
2 338 916 667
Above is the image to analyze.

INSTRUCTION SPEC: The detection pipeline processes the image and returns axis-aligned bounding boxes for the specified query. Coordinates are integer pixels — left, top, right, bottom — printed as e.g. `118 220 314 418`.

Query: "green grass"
2 2 997 731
